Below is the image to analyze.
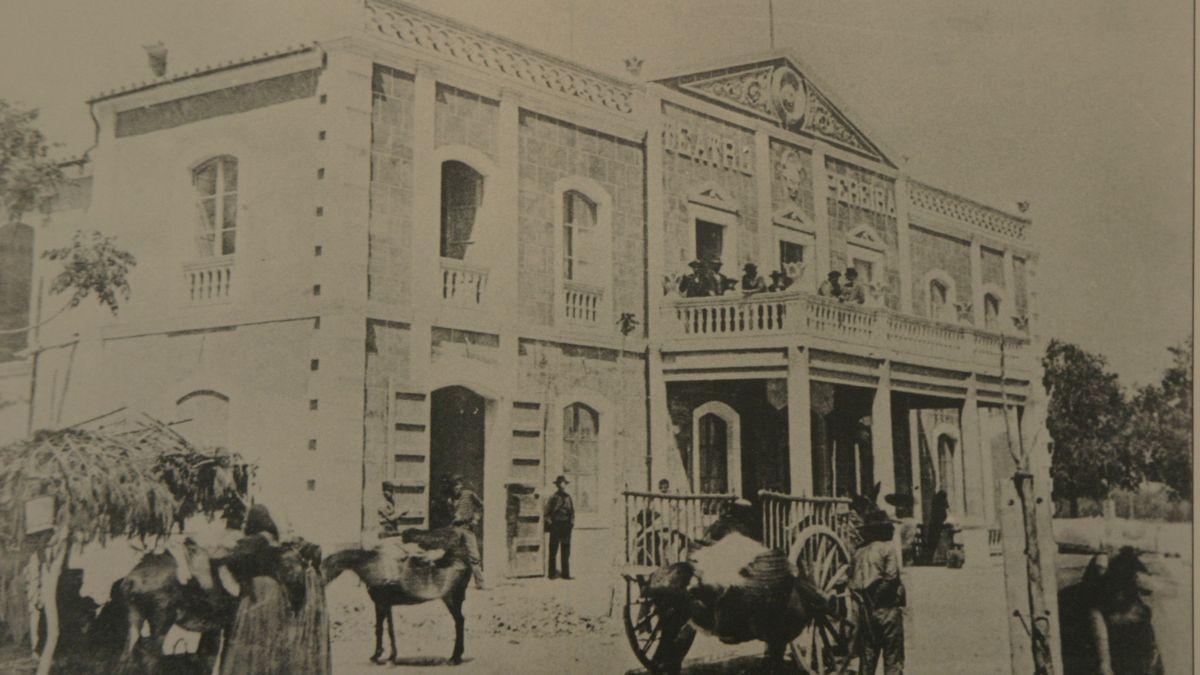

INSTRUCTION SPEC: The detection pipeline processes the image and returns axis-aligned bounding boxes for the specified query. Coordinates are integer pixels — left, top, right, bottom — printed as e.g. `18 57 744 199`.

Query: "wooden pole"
999 340 1054 675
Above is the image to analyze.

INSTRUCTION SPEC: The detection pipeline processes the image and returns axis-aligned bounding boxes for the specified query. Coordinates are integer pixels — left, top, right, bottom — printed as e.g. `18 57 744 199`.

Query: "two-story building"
25 0 1050 589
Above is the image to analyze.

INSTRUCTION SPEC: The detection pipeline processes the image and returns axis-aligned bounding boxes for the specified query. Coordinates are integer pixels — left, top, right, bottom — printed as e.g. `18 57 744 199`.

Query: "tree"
1128 337 1192 501
0 100 63 223
1042 339 1138 516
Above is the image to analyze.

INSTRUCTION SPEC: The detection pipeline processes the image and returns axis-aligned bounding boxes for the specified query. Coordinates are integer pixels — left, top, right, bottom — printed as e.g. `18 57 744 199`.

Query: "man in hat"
850 511 906 674
768 270 793 292
841 267 867 304
711 260 738 295
447 475 486 589
740 262 768 295
679 259 719 298
817 270 842 298
544 475 575 579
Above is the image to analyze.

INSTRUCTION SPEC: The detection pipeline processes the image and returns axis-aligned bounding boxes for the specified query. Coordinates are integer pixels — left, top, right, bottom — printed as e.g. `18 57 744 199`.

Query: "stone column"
643 93 669 491
969 237 984 328
908 408 923 522
1002 248 1016 327
410 64 438 391
786 346 813 495
895 177 914 314
871 362 896 515
812 144 832 281
755 131 774 270
962 379 993 525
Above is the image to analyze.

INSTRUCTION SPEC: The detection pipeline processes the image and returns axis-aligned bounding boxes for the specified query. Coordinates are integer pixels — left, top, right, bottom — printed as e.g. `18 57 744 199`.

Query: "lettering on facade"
662 120 754 175
827 170 895 216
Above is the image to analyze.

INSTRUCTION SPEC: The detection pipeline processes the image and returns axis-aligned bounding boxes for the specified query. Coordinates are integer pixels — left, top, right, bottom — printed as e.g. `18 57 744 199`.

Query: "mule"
1059 546 1163 675
322 527 473 665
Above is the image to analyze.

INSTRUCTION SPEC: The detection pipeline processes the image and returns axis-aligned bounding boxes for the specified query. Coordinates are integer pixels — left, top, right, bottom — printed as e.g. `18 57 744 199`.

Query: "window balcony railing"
440 257 488 307
184 255 234 304
562 280 604 325
664 290 1030 369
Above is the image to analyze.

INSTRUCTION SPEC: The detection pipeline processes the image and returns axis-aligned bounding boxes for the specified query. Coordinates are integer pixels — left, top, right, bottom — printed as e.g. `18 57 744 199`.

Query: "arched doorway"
429 386 486 550
691 401 741 495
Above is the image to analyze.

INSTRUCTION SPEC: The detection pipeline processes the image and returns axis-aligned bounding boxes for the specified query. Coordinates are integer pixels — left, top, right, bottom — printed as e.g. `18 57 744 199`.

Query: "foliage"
1128 337 1192 501
0 100 63 223
1043 339 1138 509
42 230 137 316
0 416 248 550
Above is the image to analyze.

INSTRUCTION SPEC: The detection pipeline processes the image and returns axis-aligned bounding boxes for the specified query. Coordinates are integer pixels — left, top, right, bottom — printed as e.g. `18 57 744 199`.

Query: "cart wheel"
623 577 693 674
788 525 857 674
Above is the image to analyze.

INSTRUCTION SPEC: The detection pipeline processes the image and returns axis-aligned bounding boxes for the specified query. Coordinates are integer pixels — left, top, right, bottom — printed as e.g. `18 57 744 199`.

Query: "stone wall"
660 102 760 274
435 84 498 158
981 246 1005 287
825 158 900 310
362 319 415 534
517 111 645 330
910 226 973 320
1013 257 1029 316
368 65 415 306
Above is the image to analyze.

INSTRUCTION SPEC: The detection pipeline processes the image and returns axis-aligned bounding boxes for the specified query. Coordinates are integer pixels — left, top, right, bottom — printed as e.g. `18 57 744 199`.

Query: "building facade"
26 0 1050 592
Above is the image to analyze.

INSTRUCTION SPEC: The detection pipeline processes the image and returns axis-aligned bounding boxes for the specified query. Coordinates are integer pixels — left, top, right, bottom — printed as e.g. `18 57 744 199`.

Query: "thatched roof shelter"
0 414 249 674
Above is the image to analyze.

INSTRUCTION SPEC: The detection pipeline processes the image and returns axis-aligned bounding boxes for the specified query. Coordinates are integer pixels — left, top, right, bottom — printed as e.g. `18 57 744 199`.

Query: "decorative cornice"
364 0 634 115
678 67 774 118
907 179 1030 241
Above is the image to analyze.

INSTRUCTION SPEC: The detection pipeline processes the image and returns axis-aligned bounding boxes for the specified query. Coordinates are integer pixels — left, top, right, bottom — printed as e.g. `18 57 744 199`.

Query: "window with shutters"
563 191 596 282
440 160 484 260
193 156 238 257
562 403 600 514
556 180 611 327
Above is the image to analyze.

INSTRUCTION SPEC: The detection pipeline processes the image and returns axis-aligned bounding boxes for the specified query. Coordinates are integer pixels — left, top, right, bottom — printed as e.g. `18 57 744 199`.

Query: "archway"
429 386 487 552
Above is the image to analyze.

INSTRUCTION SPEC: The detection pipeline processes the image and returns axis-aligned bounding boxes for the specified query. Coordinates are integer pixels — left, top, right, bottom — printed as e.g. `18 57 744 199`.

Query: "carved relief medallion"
771 68 807 128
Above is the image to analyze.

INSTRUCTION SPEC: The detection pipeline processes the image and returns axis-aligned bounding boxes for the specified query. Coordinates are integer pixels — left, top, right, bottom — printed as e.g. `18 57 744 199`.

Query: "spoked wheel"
788 525 857 674
623 575 694 674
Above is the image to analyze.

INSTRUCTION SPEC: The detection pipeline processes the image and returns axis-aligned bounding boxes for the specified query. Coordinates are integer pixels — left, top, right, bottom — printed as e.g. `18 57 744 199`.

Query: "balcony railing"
664 290 1029 368
184 255 234 304
440 257 488 307
563 280 604 325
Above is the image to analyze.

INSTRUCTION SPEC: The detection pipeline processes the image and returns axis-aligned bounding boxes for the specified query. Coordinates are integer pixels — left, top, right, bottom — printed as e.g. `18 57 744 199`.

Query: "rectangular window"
563 191 596 282
852 257 874 284
779 241 805 268
193 156 237 257
695 220 724 263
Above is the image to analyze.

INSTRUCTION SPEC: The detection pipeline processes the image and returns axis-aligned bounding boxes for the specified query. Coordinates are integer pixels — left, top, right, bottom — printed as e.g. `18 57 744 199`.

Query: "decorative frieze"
679 67 774 118
662 118 754 174
908 180 1028 241
365 1 633 114
826 161 896 216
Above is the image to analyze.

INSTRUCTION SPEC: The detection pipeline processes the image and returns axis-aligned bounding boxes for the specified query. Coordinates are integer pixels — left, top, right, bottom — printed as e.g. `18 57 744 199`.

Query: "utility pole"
1000 339 1056 675
767 0 776 50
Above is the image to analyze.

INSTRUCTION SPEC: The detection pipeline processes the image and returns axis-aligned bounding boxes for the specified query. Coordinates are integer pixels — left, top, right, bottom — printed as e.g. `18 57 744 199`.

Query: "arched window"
697 413 729 494
563 403 600 514
176 390 230 450
440 160 484 260
563 190 596 282
193 156 238 257
984 293 1001 330
929 279 950 322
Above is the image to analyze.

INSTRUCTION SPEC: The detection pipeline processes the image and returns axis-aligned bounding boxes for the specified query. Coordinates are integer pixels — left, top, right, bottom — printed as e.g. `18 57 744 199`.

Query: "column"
811 144 832 281
647 349 672 489
643 93 666 338
962 379 993 525
495 93 521 320
1002 248 1016 325
908 408 923 522
786 346 813 495
895 177 914 314
755 131 774 270
410 65 438 390
969 237 984 328
871 362 896 515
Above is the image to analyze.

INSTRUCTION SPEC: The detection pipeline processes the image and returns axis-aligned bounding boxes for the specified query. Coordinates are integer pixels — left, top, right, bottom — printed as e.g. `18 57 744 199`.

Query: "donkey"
322 527 473 665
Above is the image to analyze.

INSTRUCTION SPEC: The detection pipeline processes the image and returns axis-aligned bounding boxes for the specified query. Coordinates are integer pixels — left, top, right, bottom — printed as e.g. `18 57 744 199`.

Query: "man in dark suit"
544 475 575 579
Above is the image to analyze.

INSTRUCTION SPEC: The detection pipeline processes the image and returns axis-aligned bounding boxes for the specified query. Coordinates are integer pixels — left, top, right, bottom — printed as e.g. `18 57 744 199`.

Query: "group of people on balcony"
817 268 870 305
675 259 797 299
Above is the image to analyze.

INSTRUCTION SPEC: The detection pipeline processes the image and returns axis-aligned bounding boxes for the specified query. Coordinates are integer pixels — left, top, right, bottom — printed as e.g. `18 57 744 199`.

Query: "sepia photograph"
0 0 1192 672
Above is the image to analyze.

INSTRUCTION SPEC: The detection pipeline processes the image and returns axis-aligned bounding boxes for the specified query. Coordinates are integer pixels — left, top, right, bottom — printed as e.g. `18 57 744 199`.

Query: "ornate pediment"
689 183 738 212
772 207 810 231
847 225 885 251
659 57 889 165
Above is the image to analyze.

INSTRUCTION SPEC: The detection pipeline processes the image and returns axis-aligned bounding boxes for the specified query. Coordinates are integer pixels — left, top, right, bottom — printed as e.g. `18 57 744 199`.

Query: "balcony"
562 280 604 325
440 257 488 307
184 255 234 304
663 291 1029 371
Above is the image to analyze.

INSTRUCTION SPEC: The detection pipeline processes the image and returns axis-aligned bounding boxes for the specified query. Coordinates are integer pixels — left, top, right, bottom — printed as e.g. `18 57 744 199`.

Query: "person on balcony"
711 260 738 295
679 259 719 298
817 270 842 298
841 268 867 304
740 263 768 295
768 270 793 292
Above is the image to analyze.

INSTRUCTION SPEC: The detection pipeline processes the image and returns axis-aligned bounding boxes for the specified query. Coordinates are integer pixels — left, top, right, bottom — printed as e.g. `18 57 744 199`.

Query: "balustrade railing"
184 256 234 303
662 291 1030 368
563 280 603 324
440 257 488 307
623 491 736 567
759 491 854 556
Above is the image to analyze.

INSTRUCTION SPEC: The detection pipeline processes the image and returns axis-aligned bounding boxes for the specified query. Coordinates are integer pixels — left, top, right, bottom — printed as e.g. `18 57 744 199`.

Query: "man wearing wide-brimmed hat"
850 510 906 673
544 475 575 579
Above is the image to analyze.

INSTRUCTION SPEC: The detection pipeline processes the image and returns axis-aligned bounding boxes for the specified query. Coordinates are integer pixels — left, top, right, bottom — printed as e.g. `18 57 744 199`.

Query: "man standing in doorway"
545 475 575 579
448 476 486 589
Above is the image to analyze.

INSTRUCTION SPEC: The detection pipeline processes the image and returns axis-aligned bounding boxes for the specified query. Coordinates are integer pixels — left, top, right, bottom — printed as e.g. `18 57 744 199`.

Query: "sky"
0 0 1192 387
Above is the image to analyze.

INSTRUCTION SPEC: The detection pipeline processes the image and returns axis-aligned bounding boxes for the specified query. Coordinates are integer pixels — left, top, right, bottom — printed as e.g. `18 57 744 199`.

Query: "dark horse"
640 505 837 675
1059 546 1163 675
322 527 473 665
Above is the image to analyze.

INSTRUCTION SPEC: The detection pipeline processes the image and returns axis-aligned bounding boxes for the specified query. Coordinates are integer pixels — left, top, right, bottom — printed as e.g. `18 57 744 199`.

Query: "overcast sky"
1 0 1192 386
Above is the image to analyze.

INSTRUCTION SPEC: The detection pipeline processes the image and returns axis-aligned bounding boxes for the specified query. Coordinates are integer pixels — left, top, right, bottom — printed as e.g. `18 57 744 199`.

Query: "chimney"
143 42 168 77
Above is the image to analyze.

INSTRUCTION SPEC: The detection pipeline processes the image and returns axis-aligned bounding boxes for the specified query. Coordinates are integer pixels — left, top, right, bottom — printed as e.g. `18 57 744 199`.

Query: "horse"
639 515 839 674
1059 546 1163 675
322 527 473 665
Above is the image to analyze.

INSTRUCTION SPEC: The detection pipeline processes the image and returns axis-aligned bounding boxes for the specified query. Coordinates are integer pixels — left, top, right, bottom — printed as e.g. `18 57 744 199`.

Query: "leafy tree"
1128 337 1192 501
1043 339 1138 515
